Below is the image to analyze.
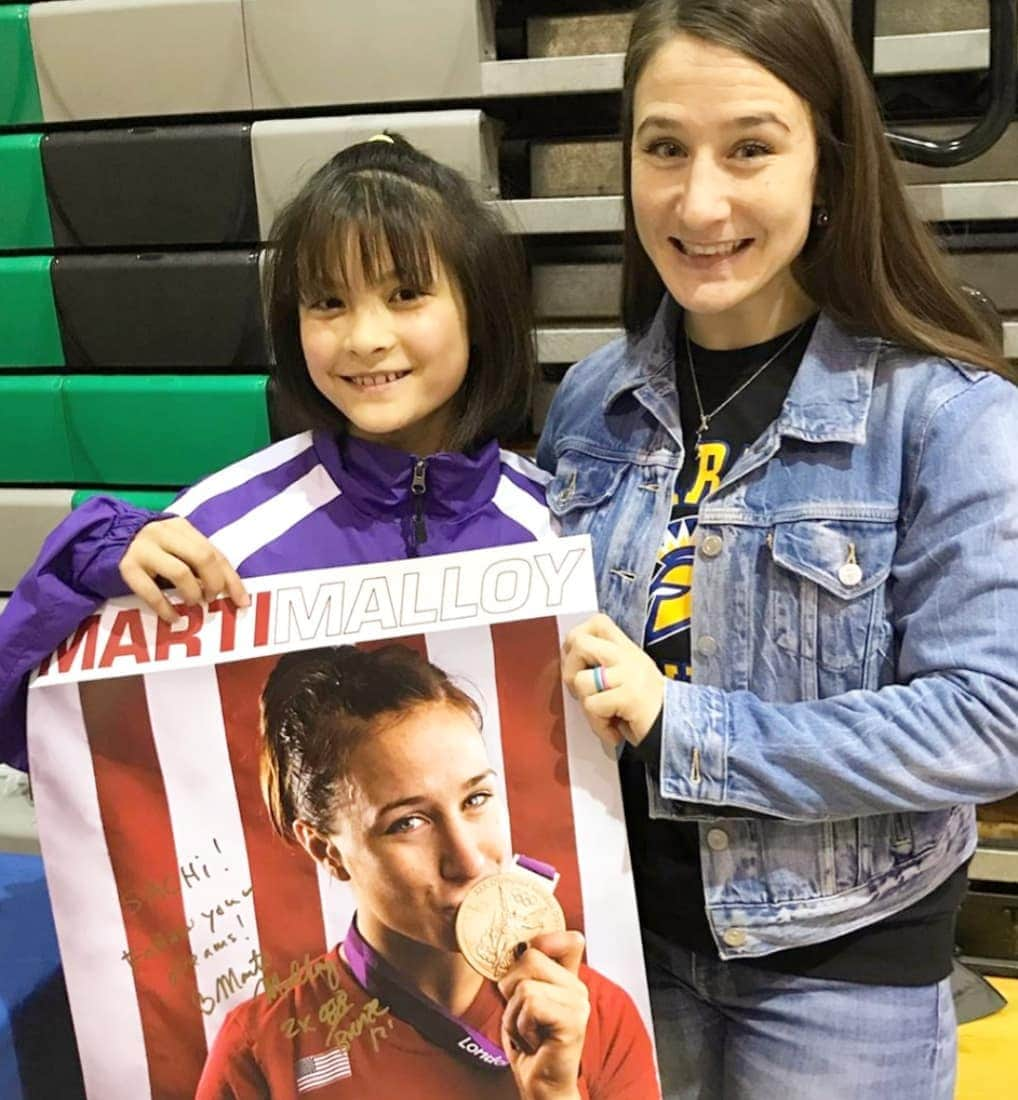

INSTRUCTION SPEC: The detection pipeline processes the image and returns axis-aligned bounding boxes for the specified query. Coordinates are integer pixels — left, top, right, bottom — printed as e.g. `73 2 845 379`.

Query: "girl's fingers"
222 566 251 609
120 565 180 623
160 531 230 601
148 551 206 606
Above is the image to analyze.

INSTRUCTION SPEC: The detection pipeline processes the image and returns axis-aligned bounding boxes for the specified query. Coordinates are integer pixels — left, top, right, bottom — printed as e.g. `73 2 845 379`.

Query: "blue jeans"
643 928 957 1100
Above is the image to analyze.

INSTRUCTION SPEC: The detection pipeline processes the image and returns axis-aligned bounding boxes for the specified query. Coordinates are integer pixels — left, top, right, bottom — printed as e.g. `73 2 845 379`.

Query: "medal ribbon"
343 917 511 1070
342 856 560 1072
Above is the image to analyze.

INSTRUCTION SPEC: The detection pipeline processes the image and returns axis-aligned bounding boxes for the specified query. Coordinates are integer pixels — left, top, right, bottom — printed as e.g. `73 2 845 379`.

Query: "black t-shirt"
621 315 967 985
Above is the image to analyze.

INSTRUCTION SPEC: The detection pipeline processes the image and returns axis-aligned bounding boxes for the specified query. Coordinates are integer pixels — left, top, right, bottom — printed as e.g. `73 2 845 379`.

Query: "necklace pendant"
698 415 710 437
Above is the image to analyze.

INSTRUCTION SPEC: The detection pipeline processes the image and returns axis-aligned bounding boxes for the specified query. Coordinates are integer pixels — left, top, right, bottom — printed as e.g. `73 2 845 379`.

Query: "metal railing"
853 0 1017 166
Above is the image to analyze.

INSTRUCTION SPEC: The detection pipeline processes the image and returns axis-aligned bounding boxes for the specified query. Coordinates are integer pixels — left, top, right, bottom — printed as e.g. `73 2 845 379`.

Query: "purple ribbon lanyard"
343 919 510 1071
513 853 558 888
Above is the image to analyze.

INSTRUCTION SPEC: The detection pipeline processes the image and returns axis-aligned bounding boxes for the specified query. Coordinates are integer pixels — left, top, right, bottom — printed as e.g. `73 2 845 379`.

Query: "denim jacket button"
696 635 719 658
706 827 729 851
700 534 724 559
838 561 863 587
722 927 747 948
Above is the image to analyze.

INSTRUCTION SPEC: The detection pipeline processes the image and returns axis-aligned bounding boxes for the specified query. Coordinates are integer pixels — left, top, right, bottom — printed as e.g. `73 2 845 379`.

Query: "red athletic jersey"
196 946 659 1099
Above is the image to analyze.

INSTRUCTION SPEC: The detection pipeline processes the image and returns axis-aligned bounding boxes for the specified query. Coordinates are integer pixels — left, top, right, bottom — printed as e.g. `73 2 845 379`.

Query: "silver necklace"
685 322 805 451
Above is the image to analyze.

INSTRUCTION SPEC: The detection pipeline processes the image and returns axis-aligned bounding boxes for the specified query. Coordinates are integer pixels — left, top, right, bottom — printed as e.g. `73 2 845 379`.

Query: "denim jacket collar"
605 295 882 447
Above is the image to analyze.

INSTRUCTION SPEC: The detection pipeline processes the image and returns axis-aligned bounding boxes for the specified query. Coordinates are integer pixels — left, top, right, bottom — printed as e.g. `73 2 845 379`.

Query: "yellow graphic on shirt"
683 442 727 504
647 516 697 641
645 442 731 655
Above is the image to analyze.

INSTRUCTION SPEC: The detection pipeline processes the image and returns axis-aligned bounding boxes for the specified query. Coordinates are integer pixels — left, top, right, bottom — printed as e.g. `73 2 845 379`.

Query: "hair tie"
367 133 395 144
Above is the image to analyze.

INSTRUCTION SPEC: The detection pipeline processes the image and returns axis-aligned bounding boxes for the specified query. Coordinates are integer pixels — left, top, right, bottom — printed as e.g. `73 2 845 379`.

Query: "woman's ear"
293 820 351 881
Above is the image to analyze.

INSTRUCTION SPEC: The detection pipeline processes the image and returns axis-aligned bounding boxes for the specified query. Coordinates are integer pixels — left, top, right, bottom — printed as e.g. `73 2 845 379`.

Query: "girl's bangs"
294 172 443 304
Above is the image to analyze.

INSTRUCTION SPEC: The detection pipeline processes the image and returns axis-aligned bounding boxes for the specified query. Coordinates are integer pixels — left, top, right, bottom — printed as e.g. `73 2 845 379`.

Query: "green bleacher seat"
0 376 71 482
0 256 62 368
70 489 177 511
0 5 42 126
0 134 51 251
0 375 269 486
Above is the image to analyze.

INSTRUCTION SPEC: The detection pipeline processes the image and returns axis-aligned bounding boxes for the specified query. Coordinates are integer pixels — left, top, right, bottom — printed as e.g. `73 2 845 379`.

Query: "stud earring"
813 206 830 229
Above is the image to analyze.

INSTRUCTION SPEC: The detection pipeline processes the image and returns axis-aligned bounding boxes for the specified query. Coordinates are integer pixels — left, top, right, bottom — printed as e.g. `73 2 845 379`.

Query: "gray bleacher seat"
252 110 500 237
29 0 251 123
0 489 73 590
243 0 490 110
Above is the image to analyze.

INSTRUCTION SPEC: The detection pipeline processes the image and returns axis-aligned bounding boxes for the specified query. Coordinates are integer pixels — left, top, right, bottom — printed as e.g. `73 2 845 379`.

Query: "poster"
27 537 655 1099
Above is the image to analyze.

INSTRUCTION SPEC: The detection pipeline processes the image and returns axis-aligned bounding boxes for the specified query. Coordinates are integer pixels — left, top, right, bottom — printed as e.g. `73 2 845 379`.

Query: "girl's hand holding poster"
26 537 659 1100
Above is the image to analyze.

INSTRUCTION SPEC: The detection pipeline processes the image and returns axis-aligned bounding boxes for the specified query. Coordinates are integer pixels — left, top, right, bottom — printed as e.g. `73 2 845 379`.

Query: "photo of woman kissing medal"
195 644 658 1100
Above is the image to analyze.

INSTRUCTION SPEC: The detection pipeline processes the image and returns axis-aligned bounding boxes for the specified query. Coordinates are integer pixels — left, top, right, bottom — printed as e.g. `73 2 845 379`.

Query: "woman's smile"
669 236 754 269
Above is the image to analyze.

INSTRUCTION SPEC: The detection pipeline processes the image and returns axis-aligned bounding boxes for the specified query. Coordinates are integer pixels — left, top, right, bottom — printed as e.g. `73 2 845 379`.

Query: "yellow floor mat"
956 978 1018 1099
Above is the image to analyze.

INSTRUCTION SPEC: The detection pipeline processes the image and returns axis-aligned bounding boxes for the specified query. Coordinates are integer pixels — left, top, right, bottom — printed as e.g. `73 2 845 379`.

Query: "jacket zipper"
410 458 428 550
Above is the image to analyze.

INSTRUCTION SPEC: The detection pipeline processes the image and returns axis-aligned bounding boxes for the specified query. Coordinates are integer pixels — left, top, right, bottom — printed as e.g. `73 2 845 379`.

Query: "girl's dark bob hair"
265 134 535 451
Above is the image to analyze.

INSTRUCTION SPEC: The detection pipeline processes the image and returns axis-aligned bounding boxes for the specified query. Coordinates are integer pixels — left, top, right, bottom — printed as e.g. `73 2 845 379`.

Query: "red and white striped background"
28 614 649 1100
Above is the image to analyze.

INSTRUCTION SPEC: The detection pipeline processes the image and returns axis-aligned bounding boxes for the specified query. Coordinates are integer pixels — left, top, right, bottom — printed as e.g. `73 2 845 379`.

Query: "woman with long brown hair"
539 1 1018 1097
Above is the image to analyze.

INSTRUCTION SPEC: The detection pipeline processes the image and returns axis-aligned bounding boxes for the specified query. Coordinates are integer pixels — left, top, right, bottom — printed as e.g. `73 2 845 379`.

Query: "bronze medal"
455 871 565 981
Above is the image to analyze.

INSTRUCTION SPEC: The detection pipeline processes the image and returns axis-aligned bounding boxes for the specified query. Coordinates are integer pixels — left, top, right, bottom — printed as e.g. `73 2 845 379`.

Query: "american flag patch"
295 1048 353 1092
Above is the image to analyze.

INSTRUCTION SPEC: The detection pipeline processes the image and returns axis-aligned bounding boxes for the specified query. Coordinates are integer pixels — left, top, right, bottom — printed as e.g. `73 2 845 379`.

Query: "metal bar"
480 30 990 97
536 327 620 362
886 3 1015 165
873 28 990 76
481 54 624 97
493 195 624 233
958 955 1018 977
909 180 1018 221
535 322 1017 364
970 846 1018 883
494 183 1018 234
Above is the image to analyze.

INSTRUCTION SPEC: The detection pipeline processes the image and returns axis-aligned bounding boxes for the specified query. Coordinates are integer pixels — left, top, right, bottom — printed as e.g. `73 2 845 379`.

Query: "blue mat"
0 852 84 1099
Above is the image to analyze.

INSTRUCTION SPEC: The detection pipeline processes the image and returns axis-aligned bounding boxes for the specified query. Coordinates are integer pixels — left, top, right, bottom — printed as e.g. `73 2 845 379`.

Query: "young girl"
196 643 658 1099
543 2 1018 1098
0 134 551 771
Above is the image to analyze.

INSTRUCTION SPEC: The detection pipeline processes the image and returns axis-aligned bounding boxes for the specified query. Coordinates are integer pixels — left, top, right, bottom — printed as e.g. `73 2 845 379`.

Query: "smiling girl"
0 135 551 766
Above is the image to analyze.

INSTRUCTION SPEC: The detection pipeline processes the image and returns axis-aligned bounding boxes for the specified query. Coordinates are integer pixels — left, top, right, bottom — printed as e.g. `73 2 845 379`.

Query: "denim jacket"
537 296 1018 960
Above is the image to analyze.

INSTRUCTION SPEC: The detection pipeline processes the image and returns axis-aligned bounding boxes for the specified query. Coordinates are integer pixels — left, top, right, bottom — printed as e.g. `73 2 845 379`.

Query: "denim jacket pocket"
860 809 946 879
547 451 629 539
767 518 897 691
